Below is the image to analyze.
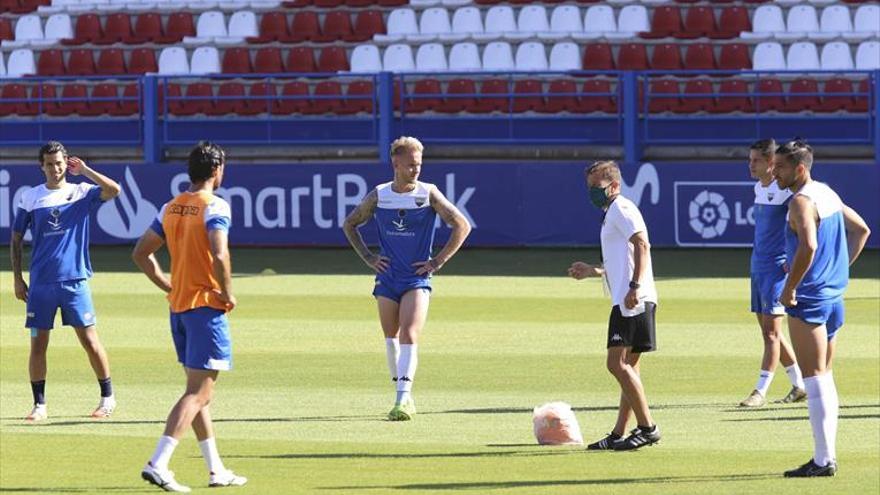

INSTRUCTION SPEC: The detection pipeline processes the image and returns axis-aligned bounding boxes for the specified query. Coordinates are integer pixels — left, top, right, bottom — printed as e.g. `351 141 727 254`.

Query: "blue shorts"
750 270 786 315
26 279 96 331
372 277 432 303
169 307 232 371
786 299 845 340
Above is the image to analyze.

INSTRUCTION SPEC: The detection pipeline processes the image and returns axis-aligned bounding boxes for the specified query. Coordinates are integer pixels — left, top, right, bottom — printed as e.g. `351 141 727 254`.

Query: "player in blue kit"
739 139 806 407
772 139 870 477
10 141 121 421
343 136 471 421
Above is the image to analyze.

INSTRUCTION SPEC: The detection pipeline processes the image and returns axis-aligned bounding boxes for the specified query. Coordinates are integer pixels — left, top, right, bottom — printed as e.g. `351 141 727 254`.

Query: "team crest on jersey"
415 197 426 207
768 192 775 201
47 208 62 230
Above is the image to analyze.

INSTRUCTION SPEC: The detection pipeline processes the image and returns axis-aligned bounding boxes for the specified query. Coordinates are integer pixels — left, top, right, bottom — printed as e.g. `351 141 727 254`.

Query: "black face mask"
589 184 611 208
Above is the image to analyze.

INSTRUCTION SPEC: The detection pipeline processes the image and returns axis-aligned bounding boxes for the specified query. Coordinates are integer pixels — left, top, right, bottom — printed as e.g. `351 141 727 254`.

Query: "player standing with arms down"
569 160 661 451
343 136 471 421
739 139 806 407
10 141 120 421
132 142 246 492
772 139 870 477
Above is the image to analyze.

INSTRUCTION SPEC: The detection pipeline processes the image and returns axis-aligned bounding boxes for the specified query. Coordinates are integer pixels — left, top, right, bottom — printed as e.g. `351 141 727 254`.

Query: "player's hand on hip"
568 262 599 280
624 288 639 309
13 279 28 302
66 156 86 176
366 254 390 273
413 259 440 276
217 291 237 311
780 287 797 308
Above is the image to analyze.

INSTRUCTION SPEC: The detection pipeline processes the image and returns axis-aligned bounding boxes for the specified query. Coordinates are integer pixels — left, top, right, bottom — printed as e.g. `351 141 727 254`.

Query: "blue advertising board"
0 161 877 248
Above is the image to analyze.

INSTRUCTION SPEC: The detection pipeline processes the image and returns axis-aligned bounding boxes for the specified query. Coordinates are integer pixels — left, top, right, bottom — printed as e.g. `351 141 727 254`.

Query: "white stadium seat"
820 41 854 70
752 42 786 71
448 41 481 71
8 15 43 48
855 40 880 70
741 5 785 40
190 45 221 74
516 5 549 35
217 10 258 44
7 48 36 77
819 5 853 34
450 6 483 36
41 14 74 43
777 5 819 41
785 41 820 71
416 43 448 72
617 5 650 34
549 6 583 34
481 41 514 71
350 44 382 73
474 5 515 41
375 8 418 43
419 7 452 36
0 51 5 77
515 41 548 71
846 5 880 42
158 46 190 74
182 10 226 44
383 43 416 72
584 5 616 33
549 42 580 71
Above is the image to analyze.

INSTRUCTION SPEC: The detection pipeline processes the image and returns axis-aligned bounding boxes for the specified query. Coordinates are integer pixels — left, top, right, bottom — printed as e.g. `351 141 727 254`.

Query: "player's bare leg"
26 329 50 421
74 325 115 417
192 405 246 488
606 347 660 450
590 353 640 450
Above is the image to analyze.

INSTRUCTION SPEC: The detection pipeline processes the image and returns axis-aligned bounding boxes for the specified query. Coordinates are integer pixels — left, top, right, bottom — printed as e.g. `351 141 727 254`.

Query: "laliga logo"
621 163 660 207
97 167 158 239
689 190 731 239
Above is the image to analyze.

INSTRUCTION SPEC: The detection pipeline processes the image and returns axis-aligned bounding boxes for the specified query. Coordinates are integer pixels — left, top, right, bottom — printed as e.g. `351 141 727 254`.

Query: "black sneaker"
613 425 661 451
587 432 623 450
784 459 837 478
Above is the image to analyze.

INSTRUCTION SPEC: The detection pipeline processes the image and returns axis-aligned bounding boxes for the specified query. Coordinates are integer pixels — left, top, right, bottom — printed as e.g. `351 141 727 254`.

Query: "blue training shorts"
26 279 96 331
750 270 786 316
786 298 845 340
372 277 431 303
169 307 232 371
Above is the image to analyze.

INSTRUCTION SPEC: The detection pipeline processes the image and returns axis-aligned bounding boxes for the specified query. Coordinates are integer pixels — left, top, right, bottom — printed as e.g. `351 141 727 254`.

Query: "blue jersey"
751 180 792 273
373 181 437 285
12 182 104 285
784 181 849 304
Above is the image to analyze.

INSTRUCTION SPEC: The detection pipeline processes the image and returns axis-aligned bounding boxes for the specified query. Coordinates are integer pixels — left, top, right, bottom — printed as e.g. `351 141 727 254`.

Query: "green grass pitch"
1 247 878 495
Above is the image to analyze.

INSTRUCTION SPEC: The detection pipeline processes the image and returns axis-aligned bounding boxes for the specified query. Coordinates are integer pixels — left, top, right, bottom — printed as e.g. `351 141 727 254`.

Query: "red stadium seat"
62 14 102 45
129 13 163 44
129 48 158 74
377 0 406 5
0 84 35 116
348 10 385 41
755 79 784 112
282 0 310 6
66 49 95 76
286 47 316 73
339 80 374 114
542 79 579 113
289 12 321 42
578 79 616 113
277 81 310 114
317 46 349 72
81 83 118 116
0 18 13 42
155 13 195 44
345 0 376 6
248 11 288 43
96 13 133 45
718 43 751 71
111 84 140 116
684 43 716 70
851 78 869 112
712 79 751 113
641 6 682 39
473 79 510 113
37 49 65 76
210 82 248 115
160 83 184 115
307 80 343 114
818 78 855 113
617 43 649 70
0 0 15 14
222 48 252 74
582 43 614 71
678 6 716 38
314 0 342 6
243 82 277 115
175 83 214 116
438 78 478 113
677 78 715 113
35 83 58 115
713 7 750 38
783 78 820 113
96 49 127 75
255 47 285 73
48 84 88 116
512 79 545 113
651 44 682 70
647 79 679 113
317 11 352 42
406 78 442 113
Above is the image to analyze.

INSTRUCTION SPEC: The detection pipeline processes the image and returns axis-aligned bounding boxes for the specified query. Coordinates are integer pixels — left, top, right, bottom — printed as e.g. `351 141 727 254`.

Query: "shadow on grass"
0 487 154 493
721 403 880 414
724 413 880 422
321 473 781 491
439 402 731 415
227 449 578 461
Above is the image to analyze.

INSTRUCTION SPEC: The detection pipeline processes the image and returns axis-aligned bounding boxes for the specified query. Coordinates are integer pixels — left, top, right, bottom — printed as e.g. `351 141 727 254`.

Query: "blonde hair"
390 136 424 157
585 160 622 184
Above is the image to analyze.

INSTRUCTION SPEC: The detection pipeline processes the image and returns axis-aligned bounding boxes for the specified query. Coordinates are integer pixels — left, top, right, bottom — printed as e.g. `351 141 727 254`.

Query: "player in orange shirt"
132 141 245 492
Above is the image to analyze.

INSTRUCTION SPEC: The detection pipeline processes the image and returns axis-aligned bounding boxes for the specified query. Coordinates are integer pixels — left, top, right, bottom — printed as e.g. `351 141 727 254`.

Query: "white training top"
600 195 658 316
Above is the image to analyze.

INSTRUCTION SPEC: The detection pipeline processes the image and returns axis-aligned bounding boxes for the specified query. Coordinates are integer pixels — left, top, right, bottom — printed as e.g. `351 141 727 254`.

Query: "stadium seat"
240 82 275 115
339 80 374 114
307 80 343 114
583 5 616 34
848 5 880 41
6 48 35 77
96 13 133 44
158 46 190 74
314 0 343 6
448 41 481 70
375 8 417 42
129 47 158 74
684 43 716 70
786 41 819 70
473 78 509 113
188 10 227 43
276 81 309 114
482 41 514 70
67 48 95 75
713 6 750 38
820 41 854 70
318 46 349 71
784 78 820 112
777 5 819 40
852 78 869 112
286 11 320 42
0 51 4 77
679 6 716 38
579 43 613 71
641 6 682 38
350 10 385 41
512 79 545 112
9 14 42 46
549 5 583 34
855 41 880 69
712 79 751 113
210 82 247 115
42 13 73 43
578 79 616 113
81 83 118 116
818 78 855 112
110 83 139 116
190 46 221 74
383 43 415 71
741 5 784 39
418 7 451 39
48 83 88 116
286 46 316 72
718 43 750 70
32 83 57 116
37 48 64 75
541 79 577 113
651 43 682 70
647 79 679 112
617 43 648 70
130 13 163 44
156 13 195 44
222 47 252 73
248 11 287 43
438 78 477 113
97 48 126 75
677 78 714 113
176 83 214 115
406 78 442 113
219 10 258 43
350 44 382 72
817 5 853 39
416 43 447 71
0 18 12 43
616 5 650 35
755 78 785 111
0 84 35 116
316 11 352 43
515 41 548 71
254 46 284 72
475 5 515 39
61 13 101 45
752 42 785 70
549 42 580 71
516 5 549 36
450 7 483 36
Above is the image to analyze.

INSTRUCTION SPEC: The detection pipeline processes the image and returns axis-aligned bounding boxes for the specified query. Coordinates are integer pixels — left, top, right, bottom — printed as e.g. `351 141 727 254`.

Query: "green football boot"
387 397 416 421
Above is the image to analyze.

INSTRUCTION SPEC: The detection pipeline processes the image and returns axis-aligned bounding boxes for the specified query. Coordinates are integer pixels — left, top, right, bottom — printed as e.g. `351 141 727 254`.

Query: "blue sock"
31 380 46 405
98 377 113 398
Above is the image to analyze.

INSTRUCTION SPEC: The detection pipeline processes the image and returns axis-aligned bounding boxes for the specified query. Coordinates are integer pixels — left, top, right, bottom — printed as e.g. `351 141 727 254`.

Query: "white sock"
385 338 400 382
804 372 839 466
754 370 774 396
396 344 418 403
198 437 226 475
785 364 805 390
149 435 179 472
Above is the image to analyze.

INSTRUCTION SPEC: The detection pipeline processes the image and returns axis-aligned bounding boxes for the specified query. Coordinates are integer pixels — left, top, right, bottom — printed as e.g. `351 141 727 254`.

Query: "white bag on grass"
532 401 584 445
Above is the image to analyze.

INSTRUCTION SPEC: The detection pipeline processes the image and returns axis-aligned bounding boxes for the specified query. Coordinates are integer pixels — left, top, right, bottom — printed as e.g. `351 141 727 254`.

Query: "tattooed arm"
413 185 472 275
342 189 389 273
